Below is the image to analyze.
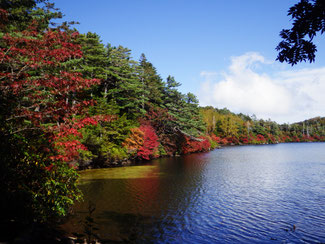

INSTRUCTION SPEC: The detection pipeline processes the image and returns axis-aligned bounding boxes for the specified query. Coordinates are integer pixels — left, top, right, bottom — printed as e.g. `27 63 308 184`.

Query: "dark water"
64 143 325 243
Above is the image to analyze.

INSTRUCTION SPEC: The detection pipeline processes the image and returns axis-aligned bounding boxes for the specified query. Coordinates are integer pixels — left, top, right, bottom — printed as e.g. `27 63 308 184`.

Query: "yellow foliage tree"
122 127 144 153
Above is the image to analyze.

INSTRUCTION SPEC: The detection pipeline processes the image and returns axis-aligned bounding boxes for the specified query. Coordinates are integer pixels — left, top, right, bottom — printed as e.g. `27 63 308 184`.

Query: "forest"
0 0 325 231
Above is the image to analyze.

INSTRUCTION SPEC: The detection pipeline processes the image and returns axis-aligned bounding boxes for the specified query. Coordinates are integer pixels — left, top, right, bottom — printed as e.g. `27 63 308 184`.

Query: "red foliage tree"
313 135 324 141
266 133 276 144
137 125 159 160
49 115 116 162
256 134 266 143
0 21 100 162
182 136 211 154
219 138 229 145
239 136 249 144
226 136 240 145
281 135 291 143
301 134 314 142
210 134 221 143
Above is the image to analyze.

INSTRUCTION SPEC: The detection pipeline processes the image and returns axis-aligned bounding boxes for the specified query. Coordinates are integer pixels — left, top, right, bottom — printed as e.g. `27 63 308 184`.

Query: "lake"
63 142 325 243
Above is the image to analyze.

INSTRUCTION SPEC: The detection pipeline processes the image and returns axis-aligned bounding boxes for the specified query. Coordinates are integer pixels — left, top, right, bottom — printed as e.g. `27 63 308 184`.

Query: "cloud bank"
199 52 325 124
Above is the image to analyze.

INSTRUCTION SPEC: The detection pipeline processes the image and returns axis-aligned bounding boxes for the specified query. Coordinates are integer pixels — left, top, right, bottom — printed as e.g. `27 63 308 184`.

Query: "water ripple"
64 143 325 243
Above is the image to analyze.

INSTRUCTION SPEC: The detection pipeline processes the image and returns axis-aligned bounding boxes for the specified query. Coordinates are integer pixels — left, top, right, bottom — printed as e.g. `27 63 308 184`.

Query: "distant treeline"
201 107 325 145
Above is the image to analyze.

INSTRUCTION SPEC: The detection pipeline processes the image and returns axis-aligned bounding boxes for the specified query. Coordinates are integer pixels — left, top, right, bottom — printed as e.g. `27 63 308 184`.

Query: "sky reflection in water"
63 143 325 243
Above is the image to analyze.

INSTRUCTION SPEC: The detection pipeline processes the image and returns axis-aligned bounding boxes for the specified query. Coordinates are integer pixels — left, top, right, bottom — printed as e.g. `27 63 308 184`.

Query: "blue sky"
53 0 325 123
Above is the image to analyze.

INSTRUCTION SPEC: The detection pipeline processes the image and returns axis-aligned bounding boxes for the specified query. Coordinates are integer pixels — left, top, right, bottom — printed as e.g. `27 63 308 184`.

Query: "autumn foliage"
0 23 102 163
50 115 116 162
122 124 160 160
137 125 159 160
123 127 144 153
182 136 211 154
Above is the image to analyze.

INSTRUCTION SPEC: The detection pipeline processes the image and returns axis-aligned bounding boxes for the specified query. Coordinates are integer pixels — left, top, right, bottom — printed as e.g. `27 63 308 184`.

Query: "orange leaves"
123 125 159 160
210 134 221 143
123 127 144 152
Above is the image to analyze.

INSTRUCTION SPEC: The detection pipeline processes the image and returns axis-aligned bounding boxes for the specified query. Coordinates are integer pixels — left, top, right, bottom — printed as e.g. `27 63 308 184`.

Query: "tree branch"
174 127 204 141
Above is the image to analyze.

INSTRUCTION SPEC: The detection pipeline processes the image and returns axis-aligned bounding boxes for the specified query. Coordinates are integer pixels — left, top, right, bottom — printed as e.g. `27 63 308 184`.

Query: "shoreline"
76 140 324 171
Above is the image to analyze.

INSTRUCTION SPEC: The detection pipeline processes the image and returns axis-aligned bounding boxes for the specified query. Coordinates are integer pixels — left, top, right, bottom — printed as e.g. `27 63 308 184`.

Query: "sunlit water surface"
63 143 325 243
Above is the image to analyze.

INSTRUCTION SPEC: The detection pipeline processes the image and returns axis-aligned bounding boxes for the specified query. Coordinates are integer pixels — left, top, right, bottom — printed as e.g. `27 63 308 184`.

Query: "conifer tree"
0 0 63 31
76 32 108 80
106 45 146 117
70 32 110 98
163 76 205 136
139 53 164 107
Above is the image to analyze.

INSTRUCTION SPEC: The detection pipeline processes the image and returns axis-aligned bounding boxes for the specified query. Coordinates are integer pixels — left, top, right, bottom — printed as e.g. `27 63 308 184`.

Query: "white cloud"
198 52 325 124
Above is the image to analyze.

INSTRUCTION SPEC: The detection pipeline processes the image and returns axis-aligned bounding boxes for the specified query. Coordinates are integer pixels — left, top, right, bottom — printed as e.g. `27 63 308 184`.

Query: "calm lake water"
63 143 325 243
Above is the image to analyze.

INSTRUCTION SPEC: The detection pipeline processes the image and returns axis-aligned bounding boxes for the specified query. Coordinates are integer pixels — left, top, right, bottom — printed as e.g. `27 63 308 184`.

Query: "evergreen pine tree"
106 45 146 118
139 53 164 107
163 76 205 136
